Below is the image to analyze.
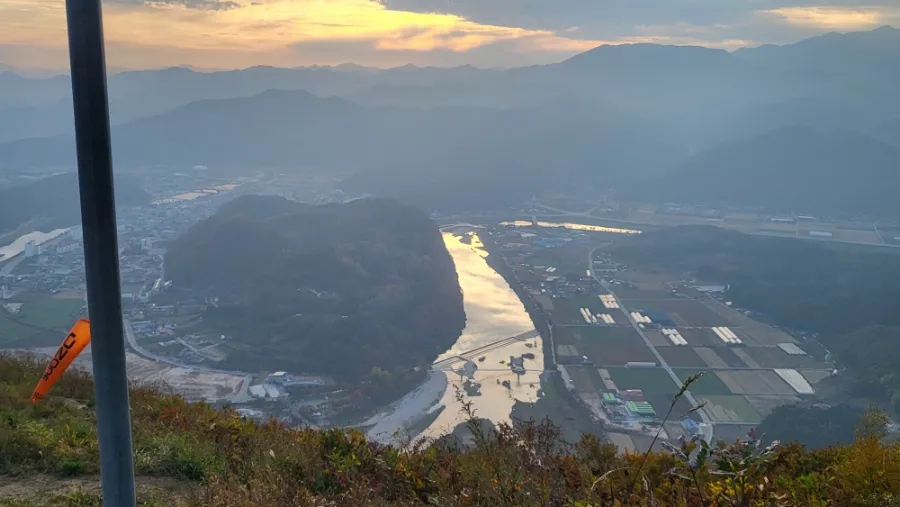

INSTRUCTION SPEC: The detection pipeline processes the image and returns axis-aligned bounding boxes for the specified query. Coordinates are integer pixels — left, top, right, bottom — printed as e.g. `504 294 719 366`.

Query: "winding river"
417 232 544 439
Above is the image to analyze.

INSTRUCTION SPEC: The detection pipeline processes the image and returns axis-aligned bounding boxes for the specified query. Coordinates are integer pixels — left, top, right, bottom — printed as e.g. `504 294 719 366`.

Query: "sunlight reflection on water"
420 232 543 439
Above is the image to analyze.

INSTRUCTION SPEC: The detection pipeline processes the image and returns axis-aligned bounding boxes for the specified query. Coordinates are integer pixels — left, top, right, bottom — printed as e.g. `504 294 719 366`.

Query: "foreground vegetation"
4 354 900 506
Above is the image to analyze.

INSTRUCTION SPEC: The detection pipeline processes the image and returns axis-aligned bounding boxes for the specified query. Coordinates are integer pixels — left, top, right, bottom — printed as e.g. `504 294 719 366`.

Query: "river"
499 220 640 234
417 232 544 439
365 230 543 444
0 229 71 263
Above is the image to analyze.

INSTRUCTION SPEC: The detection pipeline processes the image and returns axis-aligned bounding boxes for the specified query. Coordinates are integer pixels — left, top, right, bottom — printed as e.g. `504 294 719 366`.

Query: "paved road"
587 248 714 440
123 318 253 403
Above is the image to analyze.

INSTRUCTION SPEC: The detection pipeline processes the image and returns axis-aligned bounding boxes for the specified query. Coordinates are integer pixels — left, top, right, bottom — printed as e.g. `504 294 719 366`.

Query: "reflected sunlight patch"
762 6 888 30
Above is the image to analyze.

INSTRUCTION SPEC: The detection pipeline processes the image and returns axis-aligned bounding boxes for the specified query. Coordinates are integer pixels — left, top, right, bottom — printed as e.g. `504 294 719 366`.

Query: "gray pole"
65 0 137 504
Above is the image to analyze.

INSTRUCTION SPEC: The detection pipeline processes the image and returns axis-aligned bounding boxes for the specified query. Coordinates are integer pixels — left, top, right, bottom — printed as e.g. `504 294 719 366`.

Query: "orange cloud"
0 0 602 68
762 6 888 30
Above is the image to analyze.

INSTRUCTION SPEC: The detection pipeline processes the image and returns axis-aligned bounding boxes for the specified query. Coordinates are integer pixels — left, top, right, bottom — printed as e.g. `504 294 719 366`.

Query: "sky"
0 0 898 71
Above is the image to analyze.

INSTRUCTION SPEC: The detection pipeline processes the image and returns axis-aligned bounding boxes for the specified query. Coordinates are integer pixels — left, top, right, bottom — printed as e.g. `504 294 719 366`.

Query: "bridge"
431 329 540 371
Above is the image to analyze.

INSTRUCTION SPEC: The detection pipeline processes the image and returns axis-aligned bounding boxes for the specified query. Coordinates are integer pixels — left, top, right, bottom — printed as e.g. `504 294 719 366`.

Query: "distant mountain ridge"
734 25 900 79
636 126 900 217
0 26 896 141
0 27 898 216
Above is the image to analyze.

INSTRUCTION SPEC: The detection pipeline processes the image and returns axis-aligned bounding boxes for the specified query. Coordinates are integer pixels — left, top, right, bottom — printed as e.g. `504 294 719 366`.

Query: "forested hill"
0 172 150 232
164 195 465 380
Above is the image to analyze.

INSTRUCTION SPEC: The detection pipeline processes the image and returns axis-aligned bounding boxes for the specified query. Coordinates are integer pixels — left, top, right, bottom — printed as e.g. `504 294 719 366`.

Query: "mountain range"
0 26 898 216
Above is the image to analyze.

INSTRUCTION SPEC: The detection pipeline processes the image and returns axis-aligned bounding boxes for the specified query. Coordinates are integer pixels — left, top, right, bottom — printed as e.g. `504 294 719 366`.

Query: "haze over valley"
2 26 899 215
4 17 900 499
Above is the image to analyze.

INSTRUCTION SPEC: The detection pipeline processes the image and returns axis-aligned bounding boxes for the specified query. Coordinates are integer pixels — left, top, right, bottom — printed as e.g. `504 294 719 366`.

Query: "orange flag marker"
31 318 91 403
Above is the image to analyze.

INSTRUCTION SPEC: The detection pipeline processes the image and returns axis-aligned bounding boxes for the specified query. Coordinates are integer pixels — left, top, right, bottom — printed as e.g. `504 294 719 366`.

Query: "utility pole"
65 0 137 504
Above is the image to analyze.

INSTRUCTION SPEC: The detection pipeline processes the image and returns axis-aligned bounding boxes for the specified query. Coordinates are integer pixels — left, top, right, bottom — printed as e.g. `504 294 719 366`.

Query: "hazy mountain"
341 100 686 210
164 195 465 379
0 90 684 193
0 64 498 142
2 27 897 143
0 72 70 109
703 93 900 151
637 126 900 216
0 172 150 233
735 26 900 80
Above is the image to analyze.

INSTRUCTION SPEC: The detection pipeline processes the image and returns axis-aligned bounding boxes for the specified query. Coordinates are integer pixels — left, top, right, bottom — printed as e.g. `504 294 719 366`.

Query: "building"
23 241 39 258
262 384 284 399
682 418 700 435
625 401 656 417
691 284 728 294
266 372 289 384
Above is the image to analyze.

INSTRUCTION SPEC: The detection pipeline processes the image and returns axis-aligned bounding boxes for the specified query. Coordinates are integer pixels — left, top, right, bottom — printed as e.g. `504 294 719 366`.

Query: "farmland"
549 260 834 443
620 298 731 327
0 292 86 347
491 222 837 451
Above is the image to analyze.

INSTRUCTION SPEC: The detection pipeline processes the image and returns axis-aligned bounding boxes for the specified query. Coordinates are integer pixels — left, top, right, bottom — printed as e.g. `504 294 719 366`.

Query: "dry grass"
3 353 900 506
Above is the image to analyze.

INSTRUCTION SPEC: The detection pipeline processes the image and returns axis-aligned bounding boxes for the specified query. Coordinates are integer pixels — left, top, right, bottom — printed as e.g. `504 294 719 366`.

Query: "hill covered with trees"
0 172 150 233
164 195 465 380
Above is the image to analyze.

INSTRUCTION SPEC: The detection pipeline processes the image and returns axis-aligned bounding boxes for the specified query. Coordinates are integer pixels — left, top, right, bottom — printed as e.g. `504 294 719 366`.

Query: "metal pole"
65 0 137 504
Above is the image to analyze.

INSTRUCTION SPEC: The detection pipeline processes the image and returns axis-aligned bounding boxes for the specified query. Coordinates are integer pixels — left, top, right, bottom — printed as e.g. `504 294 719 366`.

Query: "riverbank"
477 230 555 372
363 371 448 445
478 228 606 438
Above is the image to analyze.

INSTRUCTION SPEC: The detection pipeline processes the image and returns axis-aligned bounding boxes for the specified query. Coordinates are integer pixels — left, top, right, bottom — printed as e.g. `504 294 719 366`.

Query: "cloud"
379 0 900 45
761 6 891 29
0 0 897 70
112 0 239 11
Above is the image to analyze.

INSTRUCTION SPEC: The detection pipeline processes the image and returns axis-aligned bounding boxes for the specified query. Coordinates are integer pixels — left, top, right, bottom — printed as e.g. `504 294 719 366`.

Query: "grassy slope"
3 353 900 506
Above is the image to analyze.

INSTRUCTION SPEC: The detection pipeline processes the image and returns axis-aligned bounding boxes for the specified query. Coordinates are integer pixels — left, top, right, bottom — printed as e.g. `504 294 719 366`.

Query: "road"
587 248 714 440
123 318 253 403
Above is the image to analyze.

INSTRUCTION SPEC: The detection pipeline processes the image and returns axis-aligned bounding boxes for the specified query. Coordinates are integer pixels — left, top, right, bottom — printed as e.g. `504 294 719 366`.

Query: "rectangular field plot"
644 330 672 347
697 395 762 423
552 299 598 325
557 326 644 345
675 369 734 395
621 299 731 327
708 347 752 368
555 344 581 361
645 393 697 420
714 370 795 395
678 328 724 347
745 395 801 418
564 366 600 394
552 297 629 325
700 300 795 344
740 346 829 369
610 286 674 299
580 342 657 366
800 369 833 386
605 367 680 394
553 326 579 345
657 346 708 368
694 347 755 369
